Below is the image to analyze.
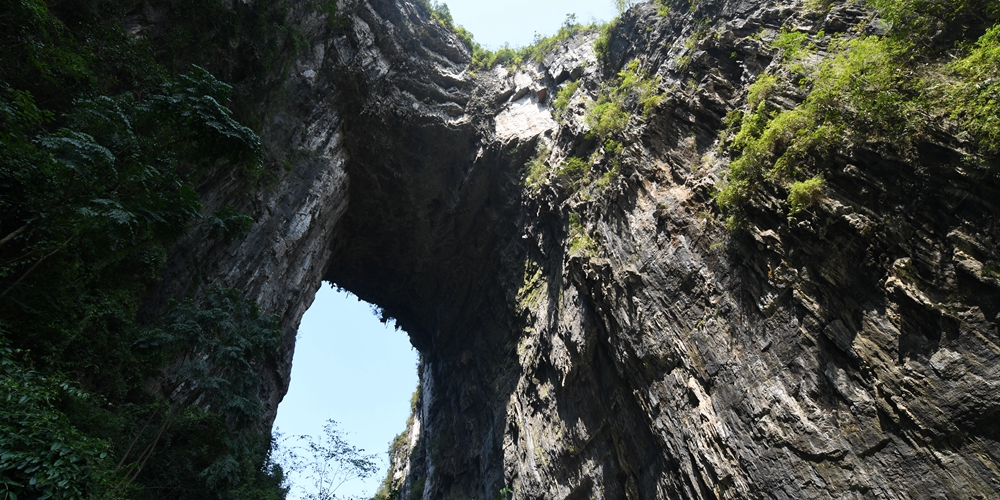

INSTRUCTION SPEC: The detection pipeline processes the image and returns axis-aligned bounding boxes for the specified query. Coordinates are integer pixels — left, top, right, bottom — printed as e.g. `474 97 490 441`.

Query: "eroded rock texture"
158 0 1000 497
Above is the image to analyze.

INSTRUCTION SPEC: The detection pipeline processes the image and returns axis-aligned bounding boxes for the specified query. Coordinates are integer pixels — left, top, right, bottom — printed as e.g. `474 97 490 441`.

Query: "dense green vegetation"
715 0 1000 227
586 59 664 139
0 0 301 498
552 80 581 120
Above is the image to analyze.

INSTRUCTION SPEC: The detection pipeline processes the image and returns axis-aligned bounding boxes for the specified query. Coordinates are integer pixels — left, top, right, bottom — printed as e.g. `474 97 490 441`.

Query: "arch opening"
273 284 418 499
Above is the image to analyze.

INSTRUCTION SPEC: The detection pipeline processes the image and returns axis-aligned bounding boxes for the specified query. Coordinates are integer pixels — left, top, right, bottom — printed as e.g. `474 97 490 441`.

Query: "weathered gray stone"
150 0 1000 497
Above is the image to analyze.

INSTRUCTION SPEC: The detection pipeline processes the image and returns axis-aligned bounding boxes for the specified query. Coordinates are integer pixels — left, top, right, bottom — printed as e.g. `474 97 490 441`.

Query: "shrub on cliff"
715 0 1000 227
585 59 663 139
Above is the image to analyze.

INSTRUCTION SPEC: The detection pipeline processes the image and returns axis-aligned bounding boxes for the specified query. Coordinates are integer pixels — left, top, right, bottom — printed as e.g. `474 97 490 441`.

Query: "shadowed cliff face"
158 0 1000 497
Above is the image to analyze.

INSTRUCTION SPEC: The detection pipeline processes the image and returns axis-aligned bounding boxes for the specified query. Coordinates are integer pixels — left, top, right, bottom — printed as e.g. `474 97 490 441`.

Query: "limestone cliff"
159 0 1000 497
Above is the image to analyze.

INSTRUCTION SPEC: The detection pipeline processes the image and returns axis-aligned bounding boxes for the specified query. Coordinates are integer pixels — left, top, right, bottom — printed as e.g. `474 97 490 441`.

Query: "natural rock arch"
154 0 1000 497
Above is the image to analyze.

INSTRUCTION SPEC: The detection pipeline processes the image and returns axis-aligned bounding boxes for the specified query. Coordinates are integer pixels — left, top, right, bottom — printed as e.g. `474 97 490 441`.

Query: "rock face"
157 0 1000 497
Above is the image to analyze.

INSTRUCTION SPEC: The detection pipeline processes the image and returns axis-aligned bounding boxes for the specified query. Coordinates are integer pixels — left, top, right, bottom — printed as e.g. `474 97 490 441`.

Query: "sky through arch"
442 0 618 49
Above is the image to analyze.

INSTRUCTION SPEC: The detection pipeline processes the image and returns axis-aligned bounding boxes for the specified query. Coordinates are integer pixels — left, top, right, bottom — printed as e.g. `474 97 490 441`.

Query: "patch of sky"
273 285 417 499
440 0 618 49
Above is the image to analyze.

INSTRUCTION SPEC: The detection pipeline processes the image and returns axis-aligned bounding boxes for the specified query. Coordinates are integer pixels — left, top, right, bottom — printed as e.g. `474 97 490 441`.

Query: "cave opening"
272 284 418 499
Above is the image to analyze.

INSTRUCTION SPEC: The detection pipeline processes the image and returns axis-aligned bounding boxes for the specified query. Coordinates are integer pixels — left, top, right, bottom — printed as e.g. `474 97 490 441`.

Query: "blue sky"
273 285 418 499
272 1 621 498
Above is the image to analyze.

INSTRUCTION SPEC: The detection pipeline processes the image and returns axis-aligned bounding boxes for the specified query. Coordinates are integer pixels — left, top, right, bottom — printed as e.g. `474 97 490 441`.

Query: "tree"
615 0 636 15
279 421 380 500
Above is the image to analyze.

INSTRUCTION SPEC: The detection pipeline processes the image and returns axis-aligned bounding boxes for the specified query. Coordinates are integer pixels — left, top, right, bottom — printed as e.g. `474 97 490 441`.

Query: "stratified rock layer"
156 0 1000 497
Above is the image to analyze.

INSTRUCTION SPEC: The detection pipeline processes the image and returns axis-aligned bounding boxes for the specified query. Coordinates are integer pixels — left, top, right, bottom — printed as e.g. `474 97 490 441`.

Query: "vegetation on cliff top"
715 0 1000 228
466 14 599 70
420 0 602 71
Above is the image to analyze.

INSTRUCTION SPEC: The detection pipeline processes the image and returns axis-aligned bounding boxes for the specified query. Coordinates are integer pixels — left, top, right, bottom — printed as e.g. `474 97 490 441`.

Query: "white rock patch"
494 97 557 143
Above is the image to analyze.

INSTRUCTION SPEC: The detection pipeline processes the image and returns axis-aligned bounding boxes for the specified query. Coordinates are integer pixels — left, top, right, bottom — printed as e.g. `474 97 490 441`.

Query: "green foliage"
594 19 618 62
315 0 346 29
524 143 552 191
557 157 593 190
553 80 581 120
129 406 286 500
0 5 264 354
320 0 338 18
425 0 455 26
416 0 490 69
0 67 260 375
372 386 419 500
983 264 999 277
745 73 778 110
816 37 921 139
772 29 811 62
422 0 481 55
0 1 288 498
525 150 610 197
805 0 833 11
0 0 98 107
567 212 598 257
410 478 425 500
604 139 624 156
152 65 264 171
868 0 1000 47
524 139 621 200
139 287 282 429
787 175 825 215
0 285 285 500
147 0 301 100
524 15 592 63
594 161 621 191
620 60 666 116
948 24 1000 154
716 36 921 225
586 98 630 139
471 44 524 71
716 0 1000 229
470 14 598 70
0 340 117 500
615 0 636 15
416 0 491 68
585 59 664 139
117 287 285 499
656 0 671 17
212 206 256 242
771 28 817 75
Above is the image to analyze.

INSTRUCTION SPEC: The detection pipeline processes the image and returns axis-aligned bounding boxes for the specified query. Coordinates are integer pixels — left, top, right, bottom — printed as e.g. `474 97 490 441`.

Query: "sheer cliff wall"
155 0 1000 497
